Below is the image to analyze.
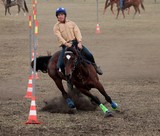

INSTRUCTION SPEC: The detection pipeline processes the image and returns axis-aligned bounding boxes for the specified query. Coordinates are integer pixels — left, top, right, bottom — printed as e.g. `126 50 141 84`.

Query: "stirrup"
96 66 103 75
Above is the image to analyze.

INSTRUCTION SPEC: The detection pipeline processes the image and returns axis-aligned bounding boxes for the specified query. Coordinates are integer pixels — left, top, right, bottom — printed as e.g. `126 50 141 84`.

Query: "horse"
32 46 118 117
116 0 145 19
103 0 132 18
1 0 28 16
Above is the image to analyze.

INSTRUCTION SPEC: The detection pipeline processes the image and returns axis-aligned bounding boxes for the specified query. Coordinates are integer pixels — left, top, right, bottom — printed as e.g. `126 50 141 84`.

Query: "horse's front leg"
95 81 118 111
103 0 110 15
111 4 114 15
122 9 125 19
116 8 120 19
79 88 113 117
5 7 7 16
8 7 11 15
53 78 76 110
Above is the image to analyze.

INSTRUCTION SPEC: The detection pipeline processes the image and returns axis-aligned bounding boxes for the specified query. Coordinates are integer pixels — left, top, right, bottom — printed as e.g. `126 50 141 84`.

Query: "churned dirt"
0 0 160 135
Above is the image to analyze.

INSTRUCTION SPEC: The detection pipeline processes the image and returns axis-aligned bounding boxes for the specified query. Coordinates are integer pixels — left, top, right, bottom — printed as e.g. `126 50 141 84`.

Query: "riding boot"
92 63 103 75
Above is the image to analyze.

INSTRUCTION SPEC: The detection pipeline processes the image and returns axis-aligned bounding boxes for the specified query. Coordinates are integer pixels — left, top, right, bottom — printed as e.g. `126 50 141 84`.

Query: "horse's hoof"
68 108 77 114
104 111 113 118
111 102 118 110
66 98 75 108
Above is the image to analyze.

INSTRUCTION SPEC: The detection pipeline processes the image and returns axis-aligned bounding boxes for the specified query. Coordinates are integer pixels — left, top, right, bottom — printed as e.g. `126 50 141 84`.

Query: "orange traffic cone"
96 23 100 33
31 50 39 79
24 76 33 98
26 96 41 124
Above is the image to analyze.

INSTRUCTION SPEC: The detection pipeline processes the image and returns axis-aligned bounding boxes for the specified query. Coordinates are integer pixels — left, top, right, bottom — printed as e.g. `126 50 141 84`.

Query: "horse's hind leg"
137 7 141 16
54 78 76 110
20 6 26 16
133 6 138 19
79 88 113 117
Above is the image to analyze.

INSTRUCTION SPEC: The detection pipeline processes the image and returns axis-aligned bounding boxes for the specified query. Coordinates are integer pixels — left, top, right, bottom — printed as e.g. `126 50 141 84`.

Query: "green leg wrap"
99 103 109 113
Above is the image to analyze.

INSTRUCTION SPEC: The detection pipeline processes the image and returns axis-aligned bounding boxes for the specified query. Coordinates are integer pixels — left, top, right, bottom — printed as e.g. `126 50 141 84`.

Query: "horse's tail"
24 0 29 13
31 56 52 73
140 0 145 11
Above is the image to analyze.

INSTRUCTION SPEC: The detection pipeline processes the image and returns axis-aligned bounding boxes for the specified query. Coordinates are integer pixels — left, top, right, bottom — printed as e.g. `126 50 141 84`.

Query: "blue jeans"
81 46 95 63
57 45 66 71
57 43 95 70
120 0 124 9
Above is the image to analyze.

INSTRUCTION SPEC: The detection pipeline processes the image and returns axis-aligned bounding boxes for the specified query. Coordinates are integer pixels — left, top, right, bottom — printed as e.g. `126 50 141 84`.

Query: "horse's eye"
71 56 75 60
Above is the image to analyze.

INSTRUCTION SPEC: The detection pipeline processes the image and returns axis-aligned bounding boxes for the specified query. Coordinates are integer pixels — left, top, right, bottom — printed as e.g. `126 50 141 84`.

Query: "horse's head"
31 56 51 73
64 47 78 78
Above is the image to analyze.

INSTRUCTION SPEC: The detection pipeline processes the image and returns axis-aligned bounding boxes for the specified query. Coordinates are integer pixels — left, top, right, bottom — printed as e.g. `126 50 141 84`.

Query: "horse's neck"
76 62 89 76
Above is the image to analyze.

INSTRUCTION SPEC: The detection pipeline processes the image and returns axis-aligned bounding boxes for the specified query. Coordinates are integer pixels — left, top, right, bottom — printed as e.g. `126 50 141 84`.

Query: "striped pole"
25 0 41 124
28 15 32 75
24 15 33 99
96 0 100 33
32 20 38 97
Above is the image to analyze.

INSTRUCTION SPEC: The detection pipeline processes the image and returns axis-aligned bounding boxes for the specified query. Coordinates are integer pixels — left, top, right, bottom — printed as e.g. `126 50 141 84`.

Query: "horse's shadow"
41 87 98 114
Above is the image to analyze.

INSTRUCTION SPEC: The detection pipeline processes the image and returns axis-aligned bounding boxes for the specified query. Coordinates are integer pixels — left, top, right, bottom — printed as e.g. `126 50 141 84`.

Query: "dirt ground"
0 0 160 135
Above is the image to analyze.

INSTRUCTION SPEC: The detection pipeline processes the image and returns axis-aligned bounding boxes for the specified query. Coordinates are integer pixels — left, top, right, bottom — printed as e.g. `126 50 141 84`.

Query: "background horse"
116 0 145 19
32 47 118 117
1 0 28 16
104 0 131 18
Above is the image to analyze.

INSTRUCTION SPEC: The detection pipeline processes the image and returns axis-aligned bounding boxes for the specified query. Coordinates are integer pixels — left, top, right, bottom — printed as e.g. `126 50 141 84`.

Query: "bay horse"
32 46 118 117
1 0 28 16
116 0 145 19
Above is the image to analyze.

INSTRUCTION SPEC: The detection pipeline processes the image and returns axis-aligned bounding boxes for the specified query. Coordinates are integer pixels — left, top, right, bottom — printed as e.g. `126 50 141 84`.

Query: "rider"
53 7 103 75
120 0 124 10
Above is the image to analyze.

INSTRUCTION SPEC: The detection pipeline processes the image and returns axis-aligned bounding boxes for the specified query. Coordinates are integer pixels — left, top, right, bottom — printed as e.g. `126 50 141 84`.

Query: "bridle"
64 50 79 75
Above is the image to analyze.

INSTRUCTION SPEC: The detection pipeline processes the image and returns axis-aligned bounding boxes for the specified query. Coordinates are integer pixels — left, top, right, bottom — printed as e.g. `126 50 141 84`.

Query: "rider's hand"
78 42 83 50
65 42 72 47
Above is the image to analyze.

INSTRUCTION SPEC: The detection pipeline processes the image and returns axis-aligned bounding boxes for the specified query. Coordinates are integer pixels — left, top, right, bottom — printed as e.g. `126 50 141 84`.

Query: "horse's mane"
65 47 77 55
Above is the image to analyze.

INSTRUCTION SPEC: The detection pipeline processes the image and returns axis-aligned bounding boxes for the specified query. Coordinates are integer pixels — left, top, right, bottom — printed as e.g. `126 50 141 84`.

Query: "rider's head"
56 7 67 23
